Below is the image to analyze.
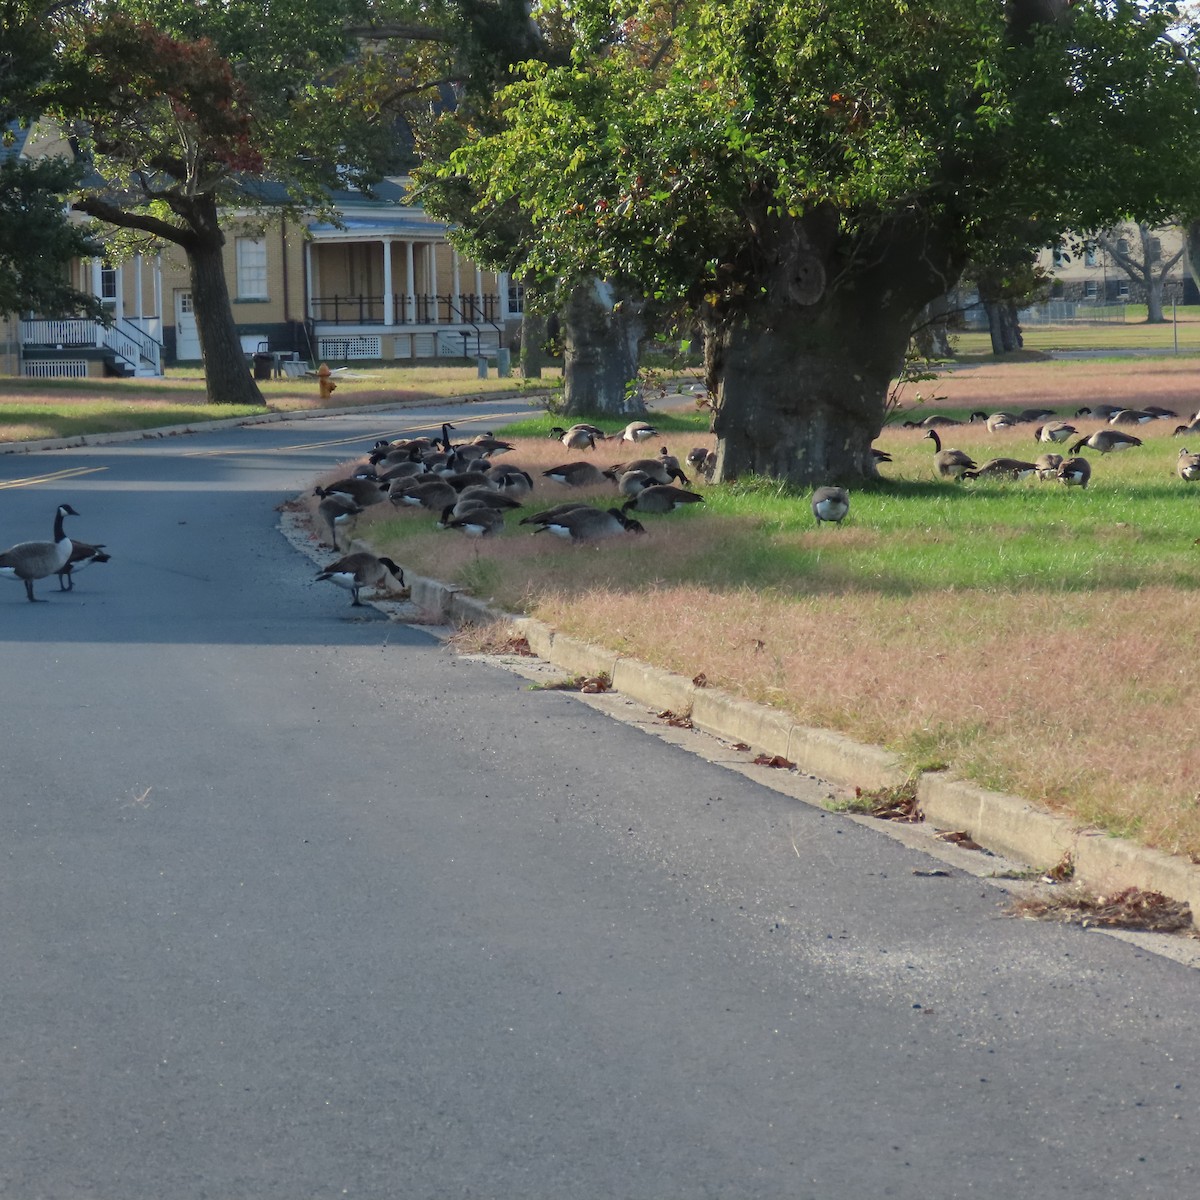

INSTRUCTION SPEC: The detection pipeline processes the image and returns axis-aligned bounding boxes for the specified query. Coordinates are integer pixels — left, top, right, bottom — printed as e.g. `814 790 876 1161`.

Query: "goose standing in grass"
1033 421 1077 444
1056 457 1091 488
612 469 659 498
488 465 535 500
962 458 1040 481
1068 430 1142 454
1016 407 1057 424
315 477 388 507
57 540 109 591
1034 452 1064 480
315 553 405 607
390 478 459 513
923 429 977 480
1144 406 1179 420
1174 420 1200 437
0 504 79 602
1108 408 1156 426
1075 404 1123 420
444 506 506 537
543 461 609 487
985 412 1019 433
548 426 598 452
1177 448 1200 482
811 486 849 525
614 420 658 443
622 485 705 514
687 446 717 481
520 502 590 528
534 506 645 542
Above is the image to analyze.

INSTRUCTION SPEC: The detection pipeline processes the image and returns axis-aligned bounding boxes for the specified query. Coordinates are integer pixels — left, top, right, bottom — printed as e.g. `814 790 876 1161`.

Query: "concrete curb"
390 566 1200 915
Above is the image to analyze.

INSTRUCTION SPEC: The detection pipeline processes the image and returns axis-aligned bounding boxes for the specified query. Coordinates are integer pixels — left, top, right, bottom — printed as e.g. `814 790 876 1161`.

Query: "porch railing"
21 316 162 374
309 293 501 326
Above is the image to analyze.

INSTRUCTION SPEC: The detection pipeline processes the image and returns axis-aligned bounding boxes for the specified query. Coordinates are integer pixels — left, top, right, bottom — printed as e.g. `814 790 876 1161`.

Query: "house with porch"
4 148 520 378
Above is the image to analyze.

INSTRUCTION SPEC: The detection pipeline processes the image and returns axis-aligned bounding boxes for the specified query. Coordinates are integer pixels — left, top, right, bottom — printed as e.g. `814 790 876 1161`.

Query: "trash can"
253 353 273 380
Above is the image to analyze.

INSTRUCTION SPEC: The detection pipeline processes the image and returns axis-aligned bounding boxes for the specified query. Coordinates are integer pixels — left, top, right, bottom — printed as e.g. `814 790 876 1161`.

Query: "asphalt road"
1 398 1197 1199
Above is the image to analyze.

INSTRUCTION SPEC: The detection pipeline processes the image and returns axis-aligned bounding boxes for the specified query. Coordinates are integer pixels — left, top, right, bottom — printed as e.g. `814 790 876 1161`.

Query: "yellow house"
6 145 520 378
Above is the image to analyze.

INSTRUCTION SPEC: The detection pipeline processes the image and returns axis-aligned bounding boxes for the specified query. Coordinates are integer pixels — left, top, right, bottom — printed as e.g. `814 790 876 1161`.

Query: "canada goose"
488 466 535 500
315 477 387 507
377 459 429 484
607 456 687 484
687 446 717 480
1144 406 1179 420
315 553 405 607
1174 420 1200 437
868 447 892 478
317 492 363 548
612 469 659 498
444 470 497 492
811 486 849 525
622 485 705 514
614 420 658 443
520 503 591 527
391 479 458 512
448 442 488 464
548 426 598 452
470 434 515 457
1108 408 1156 425
1016 408 1057 424
56 539 110 591
0 504 79 602
962 458 1039 481
1034 422 1077 444
543 461 608 487
1034 452 1064 479
438 422 456 451
1075 405 1123 419
923 429 977 480
1177 448 1200 482
534 506 645 541
1068 430 1142 454
1056 457 1091 488
973 411 1018 433
454 485 522 512
445 506 505 537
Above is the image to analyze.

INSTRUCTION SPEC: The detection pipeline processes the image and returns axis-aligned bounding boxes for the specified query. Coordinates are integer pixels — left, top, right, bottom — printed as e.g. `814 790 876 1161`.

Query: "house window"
1052 248 1067 268
236 238 268 300
1117 237 1130 256
507 281 525 315
1149 237 1162 260
1084 281 1098 299
100 262 117 305
1084 246 1097 267
1118 281 1130 298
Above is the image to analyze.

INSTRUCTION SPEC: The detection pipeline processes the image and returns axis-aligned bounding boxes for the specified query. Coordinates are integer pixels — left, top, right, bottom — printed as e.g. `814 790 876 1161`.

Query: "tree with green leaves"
1093 223 1184 322
46 0 400 403
431 0 1200 484
1 0 103 321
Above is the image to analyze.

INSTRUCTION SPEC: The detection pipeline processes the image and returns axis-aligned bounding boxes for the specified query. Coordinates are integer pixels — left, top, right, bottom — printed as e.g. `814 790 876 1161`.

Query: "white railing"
21 318 100 347
102 319 161 373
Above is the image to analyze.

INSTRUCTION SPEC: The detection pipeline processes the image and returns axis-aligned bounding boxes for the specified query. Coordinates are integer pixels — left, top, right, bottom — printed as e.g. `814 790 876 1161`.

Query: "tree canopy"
428 0 1200 482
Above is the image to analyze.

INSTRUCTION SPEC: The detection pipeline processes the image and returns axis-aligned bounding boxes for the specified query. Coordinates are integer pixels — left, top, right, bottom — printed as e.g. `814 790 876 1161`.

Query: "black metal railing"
310 293 501 326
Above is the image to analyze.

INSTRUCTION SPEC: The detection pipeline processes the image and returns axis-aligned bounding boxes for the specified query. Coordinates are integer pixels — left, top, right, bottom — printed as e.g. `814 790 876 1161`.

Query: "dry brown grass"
304 357 1200 861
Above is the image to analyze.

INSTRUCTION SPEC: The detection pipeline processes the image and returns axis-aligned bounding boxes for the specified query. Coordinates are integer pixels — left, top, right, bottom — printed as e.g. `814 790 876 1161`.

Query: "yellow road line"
0 466 108 491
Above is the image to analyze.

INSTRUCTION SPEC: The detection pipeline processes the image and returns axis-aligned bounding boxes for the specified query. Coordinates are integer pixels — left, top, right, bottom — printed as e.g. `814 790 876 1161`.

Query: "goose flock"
914 400 1200 488
310 420 714 606
0 503 110 602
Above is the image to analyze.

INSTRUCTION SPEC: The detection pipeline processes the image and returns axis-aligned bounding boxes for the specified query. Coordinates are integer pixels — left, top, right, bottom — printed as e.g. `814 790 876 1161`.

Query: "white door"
174 290 201 360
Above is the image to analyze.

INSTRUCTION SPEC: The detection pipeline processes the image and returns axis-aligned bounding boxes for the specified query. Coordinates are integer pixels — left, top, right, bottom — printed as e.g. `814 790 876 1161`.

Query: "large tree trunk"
706 211 959 487
561 277 643 416
984 301 1023 354
519 308 547 379
187 197 263 405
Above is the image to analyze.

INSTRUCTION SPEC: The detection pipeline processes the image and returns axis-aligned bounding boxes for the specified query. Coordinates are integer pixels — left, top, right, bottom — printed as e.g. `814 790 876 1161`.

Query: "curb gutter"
390 557 1200 917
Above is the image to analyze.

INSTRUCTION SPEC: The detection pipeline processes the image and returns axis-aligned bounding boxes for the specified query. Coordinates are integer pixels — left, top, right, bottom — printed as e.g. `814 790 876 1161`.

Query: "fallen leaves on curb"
1008 886 1193 933
753 754 795 769
1043 852 1075 883
838 780 923 823
656 710 693 728
732 742 751 752
529 673 612 693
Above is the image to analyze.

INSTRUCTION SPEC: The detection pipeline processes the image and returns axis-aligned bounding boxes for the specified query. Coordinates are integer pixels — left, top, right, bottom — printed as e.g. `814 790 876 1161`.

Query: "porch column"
404 241 416 324
304 240 314 320
113 263 124 321
452 251 462 323
153 255 163 338
134 254 144 324
382 238 394 326
498 271 510 323
91 259 103 346
475 264 483 323
427 244 439 324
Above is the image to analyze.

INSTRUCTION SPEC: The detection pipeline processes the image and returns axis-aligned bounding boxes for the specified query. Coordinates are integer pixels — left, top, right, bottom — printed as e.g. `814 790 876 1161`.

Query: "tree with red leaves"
49 6 398 404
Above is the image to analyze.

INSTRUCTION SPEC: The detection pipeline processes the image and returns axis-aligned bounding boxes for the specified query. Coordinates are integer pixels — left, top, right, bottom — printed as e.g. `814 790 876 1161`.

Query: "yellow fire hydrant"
317 363 338 400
